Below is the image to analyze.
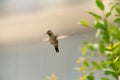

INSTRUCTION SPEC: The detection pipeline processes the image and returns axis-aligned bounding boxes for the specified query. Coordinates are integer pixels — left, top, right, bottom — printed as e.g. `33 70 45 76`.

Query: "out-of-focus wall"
0 0 114 80
0 0 84 14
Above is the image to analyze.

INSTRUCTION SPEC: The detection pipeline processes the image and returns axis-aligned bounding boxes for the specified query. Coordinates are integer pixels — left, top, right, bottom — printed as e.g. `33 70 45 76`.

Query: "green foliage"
115 7 120 15
106 11 111 18
84 60 89 67
80 19 90 27
106 4 115 18
87 75 94 80
78 0 120 80
96 0 104 10
88 12 101 20
91 61 101 69
101 77 109 80
101 61 106 69
114 0 120 16
114 18 120 23
94 20 105 30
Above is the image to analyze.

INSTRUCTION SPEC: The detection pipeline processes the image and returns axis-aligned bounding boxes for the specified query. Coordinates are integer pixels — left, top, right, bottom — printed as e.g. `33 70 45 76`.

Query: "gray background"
0 0 114 80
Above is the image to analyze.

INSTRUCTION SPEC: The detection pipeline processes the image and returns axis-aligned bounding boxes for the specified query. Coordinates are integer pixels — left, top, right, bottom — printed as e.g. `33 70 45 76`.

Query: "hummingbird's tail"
54 45 59 53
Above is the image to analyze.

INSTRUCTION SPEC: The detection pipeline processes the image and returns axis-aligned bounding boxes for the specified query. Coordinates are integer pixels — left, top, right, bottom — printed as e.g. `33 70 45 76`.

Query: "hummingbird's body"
44 30 71 53
46 30 59 53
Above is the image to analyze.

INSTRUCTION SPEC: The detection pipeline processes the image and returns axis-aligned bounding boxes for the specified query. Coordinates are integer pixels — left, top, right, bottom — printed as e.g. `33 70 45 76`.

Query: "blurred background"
0 0 113 80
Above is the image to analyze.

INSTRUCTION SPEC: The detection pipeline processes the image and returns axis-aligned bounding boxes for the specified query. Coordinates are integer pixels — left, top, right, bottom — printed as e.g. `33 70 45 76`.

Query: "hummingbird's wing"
40 35 72 42
57 35 72 40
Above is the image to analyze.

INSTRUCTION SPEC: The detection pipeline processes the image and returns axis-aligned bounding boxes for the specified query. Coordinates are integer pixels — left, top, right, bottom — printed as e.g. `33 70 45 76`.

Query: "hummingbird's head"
46 30 53 36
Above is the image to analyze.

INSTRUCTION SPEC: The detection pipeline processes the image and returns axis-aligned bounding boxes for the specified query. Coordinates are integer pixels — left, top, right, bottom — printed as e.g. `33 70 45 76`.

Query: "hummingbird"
46 30 59 52
41 30 71 53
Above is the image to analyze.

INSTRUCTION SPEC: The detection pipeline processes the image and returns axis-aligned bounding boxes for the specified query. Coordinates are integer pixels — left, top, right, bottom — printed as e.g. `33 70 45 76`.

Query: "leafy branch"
78 0 120 80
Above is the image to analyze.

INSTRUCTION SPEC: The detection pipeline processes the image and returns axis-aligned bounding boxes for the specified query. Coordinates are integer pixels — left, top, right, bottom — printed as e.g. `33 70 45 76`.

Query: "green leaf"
116 7 120 15
109 24 120 40
113 42 119 48
88 12 101 20
101 31 110 42
106 4 115 18
84 42 95 50
105 51 112 56
106 11 111 18
80 65 87 72
84 60 89 67
99 41 105 53
113 46 120 54
116 60 120 68
101 61 106 68
80 19 90 27
114 18 120 23
113 42 120 54
87 75 94 80
110 4 115 11
109 24 118 32
114 56 120 63
104 69 117 78
104 19 108 28
113 55 120 68
94 21 105 30
85 43 99 51
96 0 104 10
101 77 109 80
106 61 113 64
91 61 101 69
105 69 116 75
